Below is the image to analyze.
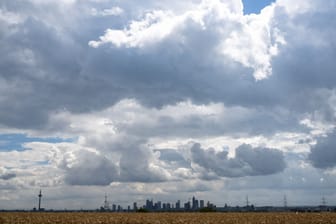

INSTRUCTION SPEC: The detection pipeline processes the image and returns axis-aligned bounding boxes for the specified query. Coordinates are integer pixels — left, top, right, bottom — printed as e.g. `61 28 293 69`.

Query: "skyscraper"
176 200 181 209
200 200 204 208
192 196 199 210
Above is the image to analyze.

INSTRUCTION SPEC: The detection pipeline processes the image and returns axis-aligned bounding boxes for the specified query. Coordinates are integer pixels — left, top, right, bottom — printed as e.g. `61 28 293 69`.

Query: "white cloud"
220 4 285 80
89 9 183 48
91 6 124 17
89 0 285 80
89 0 233 49
276 0 314 16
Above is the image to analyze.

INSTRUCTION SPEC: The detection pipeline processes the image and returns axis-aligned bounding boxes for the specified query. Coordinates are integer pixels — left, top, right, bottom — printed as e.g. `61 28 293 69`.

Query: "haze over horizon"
1 0 336 210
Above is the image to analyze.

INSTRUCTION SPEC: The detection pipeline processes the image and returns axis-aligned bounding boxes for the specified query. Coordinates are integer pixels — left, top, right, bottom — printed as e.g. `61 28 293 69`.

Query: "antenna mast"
322 196 326 206
104 193 110 210
284 195 287 208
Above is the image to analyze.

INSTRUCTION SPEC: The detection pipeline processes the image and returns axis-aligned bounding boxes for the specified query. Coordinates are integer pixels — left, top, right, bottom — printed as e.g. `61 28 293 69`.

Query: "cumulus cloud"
43 99 302 143
62 150 118 186
53 138 169 185
119 147 167 183
191 143 286 178
88 0 284 80
89 9 180 48
309 130 336 169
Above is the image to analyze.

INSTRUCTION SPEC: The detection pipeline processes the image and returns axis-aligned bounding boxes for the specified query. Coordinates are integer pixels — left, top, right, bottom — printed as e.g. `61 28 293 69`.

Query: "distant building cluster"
100 196 216 212
97 194 336 213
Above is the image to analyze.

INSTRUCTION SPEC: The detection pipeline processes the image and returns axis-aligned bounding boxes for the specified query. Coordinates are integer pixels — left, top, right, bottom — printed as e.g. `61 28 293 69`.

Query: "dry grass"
1 212 336 224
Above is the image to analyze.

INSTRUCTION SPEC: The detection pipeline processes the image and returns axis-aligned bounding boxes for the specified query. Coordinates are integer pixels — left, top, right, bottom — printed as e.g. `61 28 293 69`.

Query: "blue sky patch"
242 0 275 14
0 133 73 151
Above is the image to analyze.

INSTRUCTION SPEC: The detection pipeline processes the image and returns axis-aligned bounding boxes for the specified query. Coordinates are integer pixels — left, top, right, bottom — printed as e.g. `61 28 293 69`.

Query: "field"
1 212 336 224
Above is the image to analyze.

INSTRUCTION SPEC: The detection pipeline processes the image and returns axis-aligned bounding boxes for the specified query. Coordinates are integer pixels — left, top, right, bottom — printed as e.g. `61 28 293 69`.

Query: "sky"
0 0 336 210
242 0 275 14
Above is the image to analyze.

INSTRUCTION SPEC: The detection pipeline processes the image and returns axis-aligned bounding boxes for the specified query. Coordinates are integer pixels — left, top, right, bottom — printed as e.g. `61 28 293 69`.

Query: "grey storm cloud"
0 173 16 180
157 149 190 168
309 130 336 169
191 143 286 178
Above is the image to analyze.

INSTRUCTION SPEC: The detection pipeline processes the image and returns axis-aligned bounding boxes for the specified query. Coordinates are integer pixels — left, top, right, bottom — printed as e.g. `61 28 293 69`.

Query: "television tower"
38 189 42 211
246 195 249 207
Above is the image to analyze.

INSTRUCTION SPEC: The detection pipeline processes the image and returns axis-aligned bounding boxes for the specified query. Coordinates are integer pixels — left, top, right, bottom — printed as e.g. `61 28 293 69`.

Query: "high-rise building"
200 200 204 209
154 201 161 210
133 202 137 211
146 199 153 210
117 205 122 212
184 201 191 210
176 200 181 209
192 196 199 210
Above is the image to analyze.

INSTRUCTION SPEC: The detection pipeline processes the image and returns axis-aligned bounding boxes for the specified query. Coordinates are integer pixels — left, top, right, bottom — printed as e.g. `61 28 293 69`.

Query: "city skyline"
27 189 334 211
92 193 333 211
1 0 336 210
23 190 336 212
